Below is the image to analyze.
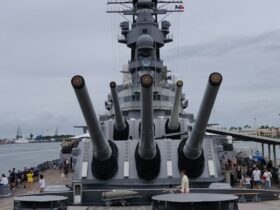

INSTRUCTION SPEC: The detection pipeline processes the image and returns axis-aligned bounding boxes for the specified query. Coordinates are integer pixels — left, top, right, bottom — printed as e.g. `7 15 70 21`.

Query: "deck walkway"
0 168 72 210
1 169 279 210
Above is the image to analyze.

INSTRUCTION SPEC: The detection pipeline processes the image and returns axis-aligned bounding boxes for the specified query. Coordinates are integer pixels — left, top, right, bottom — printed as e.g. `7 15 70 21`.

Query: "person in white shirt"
252 167 262 189
263 169 272 190
38 174 46 193
0 174 9 185
181 170 189 193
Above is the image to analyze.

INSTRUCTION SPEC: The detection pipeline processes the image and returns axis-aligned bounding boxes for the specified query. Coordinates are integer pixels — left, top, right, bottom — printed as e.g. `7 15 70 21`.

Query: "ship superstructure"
69 0 230 205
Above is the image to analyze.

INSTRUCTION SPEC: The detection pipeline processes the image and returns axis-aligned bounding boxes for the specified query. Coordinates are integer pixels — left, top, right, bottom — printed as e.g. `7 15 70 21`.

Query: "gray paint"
72 76 111 161
168 80 183 130
69 1 240 206
110 82 126 131
138 75 156 159
184 73 222 159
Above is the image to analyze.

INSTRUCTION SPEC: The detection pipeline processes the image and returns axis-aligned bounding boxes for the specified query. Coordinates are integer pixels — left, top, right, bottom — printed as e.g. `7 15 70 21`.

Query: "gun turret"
178 72 222 178
110 81 129 140
71 75 118 180
135 74 161 180
165 80 183 137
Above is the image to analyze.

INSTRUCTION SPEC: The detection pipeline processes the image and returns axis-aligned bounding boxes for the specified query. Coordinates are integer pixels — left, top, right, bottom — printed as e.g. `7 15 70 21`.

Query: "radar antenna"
107 0 184 22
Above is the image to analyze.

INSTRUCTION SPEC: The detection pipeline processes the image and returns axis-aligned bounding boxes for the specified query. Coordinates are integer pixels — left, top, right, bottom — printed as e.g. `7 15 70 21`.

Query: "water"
0 142 60 174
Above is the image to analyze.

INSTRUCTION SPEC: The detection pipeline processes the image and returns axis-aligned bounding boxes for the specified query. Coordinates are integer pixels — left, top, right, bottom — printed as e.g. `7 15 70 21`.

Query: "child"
244 175 251 189
38 174 46 193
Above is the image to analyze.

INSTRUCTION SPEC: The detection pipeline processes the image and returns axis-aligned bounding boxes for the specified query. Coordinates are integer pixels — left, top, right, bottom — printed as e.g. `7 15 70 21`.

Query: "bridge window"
123 94 169 102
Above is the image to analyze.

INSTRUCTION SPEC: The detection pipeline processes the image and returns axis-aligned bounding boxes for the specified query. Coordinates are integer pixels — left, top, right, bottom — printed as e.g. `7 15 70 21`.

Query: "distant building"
257 128 279 138
230 128 257 136
230 127 280 138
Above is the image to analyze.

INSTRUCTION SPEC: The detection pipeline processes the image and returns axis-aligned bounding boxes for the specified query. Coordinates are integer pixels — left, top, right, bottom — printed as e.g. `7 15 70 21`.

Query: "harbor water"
0 142 60 174
1 141 279 176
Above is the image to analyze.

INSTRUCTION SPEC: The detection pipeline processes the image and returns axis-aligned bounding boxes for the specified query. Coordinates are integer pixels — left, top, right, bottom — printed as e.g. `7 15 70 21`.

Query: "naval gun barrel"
166 80 183 134
135 74 161 180
178 72 222 178
110 81 129 140
71 75 118 180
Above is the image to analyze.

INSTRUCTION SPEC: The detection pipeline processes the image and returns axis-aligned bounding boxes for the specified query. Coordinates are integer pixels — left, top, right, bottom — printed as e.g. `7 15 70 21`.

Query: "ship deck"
1 168 279 210
0 168 72 210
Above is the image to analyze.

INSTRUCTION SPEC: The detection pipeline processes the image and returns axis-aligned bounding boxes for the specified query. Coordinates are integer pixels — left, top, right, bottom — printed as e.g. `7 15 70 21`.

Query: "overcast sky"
0 0 280 138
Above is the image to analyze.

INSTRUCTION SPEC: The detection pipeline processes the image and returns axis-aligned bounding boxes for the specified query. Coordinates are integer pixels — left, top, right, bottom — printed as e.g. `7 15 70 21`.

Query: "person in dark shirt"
10 168 16 189
267 160 273 170
33 168 39 182
16 170 22 183
23 167 28 182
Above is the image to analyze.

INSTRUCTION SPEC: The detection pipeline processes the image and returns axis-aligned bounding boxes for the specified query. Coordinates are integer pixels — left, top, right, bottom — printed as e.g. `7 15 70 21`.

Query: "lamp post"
253 117 258 153
253 117 257 135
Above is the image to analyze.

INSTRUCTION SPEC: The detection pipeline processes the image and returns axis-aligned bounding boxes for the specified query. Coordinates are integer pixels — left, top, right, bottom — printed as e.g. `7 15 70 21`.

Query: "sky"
0 0 280 138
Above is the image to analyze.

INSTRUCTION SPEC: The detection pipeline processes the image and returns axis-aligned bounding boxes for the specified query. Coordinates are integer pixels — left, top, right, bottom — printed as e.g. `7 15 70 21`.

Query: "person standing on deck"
263 169 272 190
252 166 262 189
26 170 34 191
0 174 9 185
181 170 189 193
38 174 46 193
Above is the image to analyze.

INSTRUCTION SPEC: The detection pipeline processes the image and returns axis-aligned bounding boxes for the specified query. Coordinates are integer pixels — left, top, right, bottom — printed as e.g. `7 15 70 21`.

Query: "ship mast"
107 0 184 87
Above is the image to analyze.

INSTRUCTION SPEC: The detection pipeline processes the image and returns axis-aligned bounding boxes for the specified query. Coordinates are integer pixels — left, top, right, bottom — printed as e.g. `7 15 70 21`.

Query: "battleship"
12 0 280 209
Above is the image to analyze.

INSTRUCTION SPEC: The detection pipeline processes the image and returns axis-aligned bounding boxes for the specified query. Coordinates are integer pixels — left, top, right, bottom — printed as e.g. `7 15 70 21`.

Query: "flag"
175 4 184 10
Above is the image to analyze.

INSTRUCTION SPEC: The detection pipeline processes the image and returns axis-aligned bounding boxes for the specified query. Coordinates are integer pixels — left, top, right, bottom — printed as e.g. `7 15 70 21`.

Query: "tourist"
181 170 189 194
236 165 243 187
246 167 253 189
63 160 70 178
10 168 16 189
252 166 262 189
263 169 272 190
33 168 39 182
267 160 273 170
53 162 56 170
38 174 46 193
26 170 34 191
244 175 251 189
0 174 9 185
17 170 22 184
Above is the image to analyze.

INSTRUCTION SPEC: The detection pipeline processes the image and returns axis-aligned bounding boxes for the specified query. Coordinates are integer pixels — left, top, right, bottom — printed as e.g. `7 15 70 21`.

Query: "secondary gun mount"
178 72 222 178
110 81 129 140
72 75 118 180
165 80 183 137
135 74 161 180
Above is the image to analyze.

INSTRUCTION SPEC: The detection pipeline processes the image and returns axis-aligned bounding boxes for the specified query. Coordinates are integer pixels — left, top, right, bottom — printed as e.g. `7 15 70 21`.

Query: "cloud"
166 30 280 59
1 0 280 137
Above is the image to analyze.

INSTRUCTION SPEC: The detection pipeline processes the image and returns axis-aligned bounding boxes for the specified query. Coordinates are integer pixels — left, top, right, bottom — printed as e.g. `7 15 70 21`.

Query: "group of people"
0 167 46 193
245 166 273 189
226 157 278 190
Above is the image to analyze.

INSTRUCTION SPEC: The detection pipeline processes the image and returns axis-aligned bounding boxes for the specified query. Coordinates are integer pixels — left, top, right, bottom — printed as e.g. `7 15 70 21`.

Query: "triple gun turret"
71 72 222 180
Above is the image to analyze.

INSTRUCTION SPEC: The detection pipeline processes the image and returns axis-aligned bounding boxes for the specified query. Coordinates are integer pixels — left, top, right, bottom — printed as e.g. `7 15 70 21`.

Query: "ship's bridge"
118 85 184 114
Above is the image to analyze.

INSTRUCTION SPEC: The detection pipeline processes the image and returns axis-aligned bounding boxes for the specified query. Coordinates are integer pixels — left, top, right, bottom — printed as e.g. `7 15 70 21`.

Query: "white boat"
14 138 30 144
